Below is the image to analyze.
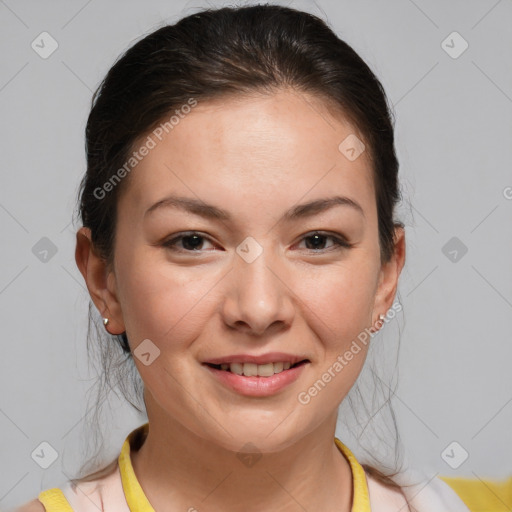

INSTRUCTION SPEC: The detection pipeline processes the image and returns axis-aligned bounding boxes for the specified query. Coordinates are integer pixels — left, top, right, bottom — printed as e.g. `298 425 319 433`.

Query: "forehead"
119 89 375 219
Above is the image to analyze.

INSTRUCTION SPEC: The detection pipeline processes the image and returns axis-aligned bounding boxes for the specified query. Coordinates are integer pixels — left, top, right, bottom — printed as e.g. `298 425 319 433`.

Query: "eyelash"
162 231 353 254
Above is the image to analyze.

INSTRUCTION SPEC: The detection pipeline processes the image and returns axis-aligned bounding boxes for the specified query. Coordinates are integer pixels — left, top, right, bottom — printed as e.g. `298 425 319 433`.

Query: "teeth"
222 361 297 376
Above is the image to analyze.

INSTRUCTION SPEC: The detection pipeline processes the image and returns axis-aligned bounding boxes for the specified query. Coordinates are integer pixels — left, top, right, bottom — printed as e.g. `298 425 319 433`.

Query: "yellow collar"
118 423 371 512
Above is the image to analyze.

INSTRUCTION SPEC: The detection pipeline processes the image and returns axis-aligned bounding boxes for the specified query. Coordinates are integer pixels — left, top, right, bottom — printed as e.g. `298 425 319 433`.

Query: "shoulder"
61 462 129 511
11 498 46 511
366 474 410 511
366 471 471 512
12 460 124 512
425 476 473 507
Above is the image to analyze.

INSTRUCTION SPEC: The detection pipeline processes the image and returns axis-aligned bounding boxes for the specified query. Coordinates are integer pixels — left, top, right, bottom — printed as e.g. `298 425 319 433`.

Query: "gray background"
1 0 511 509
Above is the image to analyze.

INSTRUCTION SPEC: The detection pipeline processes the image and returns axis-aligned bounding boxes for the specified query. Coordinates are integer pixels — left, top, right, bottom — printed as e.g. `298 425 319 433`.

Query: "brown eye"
163 232 216 252
298 232 352 252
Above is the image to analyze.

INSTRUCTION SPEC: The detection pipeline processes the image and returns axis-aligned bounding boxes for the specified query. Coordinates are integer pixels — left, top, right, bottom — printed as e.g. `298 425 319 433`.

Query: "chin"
198 416 310 454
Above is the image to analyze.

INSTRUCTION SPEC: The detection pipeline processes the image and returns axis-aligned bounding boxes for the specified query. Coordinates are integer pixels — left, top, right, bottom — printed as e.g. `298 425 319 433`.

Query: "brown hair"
75 3 413 506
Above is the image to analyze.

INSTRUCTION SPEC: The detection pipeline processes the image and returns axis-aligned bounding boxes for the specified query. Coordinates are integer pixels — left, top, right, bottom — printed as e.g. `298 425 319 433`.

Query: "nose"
221 245 295 337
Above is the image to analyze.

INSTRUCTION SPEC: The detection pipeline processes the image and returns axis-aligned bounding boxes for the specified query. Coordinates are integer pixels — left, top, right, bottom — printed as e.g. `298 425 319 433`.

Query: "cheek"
116 249 220 346
294 259 378 345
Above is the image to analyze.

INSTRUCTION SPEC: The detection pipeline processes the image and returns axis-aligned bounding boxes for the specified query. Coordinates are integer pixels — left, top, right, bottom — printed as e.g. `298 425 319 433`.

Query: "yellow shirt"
36 423 370 511
34 422 470 511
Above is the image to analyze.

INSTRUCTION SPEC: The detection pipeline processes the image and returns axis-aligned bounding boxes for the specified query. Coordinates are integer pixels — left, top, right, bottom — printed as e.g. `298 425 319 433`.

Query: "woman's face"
90 89 404 452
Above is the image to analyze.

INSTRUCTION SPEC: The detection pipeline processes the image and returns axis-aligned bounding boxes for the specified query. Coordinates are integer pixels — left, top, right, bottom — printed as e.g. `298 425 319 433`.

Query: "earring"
103 317 113 335
371 314 386 333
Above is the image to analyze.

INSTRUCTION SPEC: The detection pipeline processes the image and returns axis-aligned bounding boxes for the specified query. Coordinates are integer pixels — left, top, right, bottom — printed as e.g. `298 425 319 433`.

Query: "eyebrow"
144 194 365 222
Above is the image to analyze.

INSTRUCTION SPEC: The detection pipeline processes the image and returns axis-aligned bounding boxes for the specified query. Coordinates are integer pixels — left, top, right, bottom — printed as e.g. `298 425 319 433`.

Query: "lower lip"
203 362 308 397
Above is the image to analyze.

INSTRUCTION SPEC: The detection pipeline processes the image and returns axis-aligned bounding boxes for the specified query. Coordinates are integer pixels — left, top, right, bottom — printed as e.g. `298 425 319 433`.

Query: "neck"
130 405 353 512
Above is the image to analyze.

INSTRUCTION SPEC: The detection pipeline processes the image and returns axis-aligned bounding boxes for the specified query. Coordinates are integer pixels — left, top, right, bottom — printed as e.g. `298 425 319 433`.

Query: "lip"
203 360 309 397
203 352 308 365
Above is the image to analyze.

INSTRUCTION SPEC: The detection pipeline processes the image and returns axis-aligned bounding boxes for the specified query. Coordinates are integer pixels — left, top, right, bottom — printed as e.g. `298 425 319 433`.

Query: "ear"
75 227 126 335
371 226 406 327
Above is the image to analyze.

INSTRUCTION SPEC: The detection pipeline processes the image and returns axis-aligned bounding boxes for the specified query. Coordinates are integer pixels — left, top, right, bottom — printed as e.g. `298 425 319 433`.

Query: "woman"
16 4 470 511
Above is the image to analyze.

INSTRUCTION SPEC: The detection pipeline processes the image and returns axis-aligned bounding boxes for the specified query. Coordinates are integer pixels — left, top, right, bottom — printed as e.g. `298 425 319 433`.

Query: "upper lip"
203 352 309 366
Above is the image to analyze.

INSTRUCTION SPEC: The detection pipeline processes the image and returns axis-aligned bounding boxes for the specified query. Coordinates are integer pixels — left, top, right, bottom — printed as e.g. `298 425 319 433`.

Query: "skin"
75 88 406 512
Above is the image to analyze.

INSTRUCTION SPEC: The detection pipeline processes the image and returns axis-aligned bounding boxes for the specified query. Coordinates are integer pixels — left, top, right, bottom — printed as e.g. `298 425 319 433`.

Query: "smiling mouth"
204 359 309 377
